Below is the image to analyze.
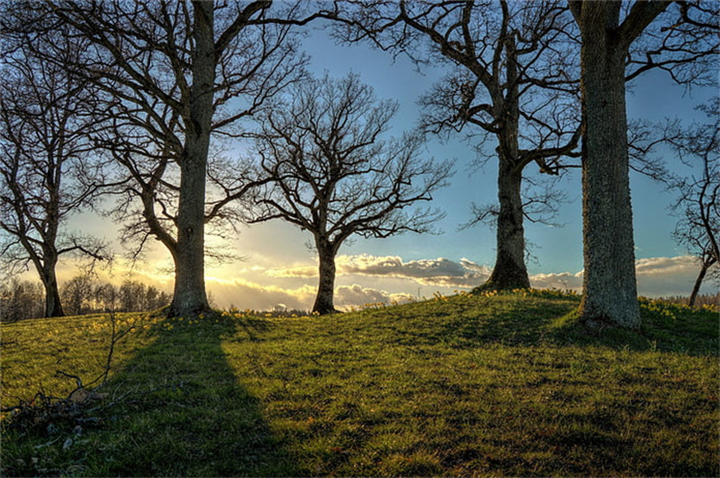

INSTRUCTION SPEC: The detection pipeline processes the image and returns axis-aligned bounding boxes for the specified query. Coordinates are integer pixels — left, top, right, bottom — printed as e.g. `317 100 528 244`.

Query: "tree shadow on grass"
435 295 718 357
431 296 577 349
545 302 720 357
82 315 296 477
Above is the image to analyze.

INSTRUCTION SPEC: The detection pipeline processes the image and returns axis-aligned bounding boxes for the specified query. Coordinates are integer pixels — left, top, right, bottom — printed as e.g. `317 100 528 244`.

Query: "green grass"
2 290 718 476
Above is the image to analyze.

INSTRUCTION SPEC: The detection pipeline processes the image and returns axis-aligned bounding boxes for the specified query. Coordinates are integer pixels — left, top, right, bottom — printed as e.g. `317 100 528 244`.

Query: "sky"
42 21 719 311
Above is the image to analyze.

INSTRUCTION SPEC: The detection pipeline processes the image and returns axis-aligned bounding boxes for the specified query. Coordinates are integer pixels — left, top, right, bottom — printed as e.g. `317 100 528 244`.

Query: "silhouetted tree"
668 99 719 306
0 279 44 322
8 1 339 317
335 0 582 291
0 30 109 318
93 282 117 312
251 73 452 314
61 273 95 316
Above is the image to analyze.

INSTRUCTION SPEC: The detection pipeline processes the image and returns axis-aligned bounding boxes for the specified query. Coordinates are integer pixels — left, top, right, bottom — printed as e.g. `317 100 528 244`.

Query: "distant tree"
143 285 160 311
118 280 146 313
667 99 719 307
61 273 96 316
7 1 340 317
0 279 44 322
250 73 452 314
93 282 118 312
0 30 110 318
336 0 582 291
569 0 718 328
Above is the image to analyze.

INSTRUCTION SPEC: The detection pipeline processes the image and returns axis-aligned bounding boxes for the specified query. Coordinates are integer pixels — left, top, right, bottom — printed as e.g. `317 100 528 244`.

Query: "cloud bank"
527 255 714 297
206 277 414 311
210 254 715 310
34 252 714 312
267 254 491 288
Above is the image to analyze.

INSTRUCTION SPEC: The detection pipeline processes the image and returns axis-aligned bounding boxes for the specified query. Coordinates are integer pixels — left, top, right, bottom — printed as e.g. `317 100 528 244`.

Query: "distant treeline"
0 276 171 322
2 278 718 323
655 293 719 308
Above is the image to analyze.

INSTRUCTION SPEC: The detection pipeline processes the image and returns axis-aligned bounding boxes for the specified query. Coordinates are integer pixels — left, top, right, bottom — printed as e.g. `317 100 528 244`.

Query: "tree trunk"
577 4 640 329
169 153 210 317
688 260 712 307
32 247 65 318
42 269 65 317
168 1 214 317
483 161 530 290
480 35 530 292
313 238 338 315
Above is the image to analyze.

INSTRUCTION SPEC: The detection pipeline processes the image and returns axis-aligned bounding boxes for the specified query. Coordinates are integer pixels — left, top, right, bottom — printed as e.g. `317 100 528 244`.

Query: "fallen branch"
1 311 134 433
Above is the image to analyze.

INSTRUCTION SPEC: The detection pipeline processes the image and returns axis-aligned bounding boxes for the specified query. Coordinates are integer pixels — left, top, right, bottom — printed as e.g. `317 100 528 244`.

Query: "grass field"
1 290 718 476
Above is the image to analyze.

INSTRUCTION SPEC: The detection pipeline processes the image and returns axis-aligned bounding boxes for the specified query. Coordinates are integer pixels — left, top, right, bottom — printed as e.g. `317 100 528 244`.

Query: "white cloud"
21 252 713 312
207 277 316 311
267 254 491 288
206 278 415 311
530 271 584 291
265 265 317 278
529 255 717 297
635 255 716 297
335 284 415 309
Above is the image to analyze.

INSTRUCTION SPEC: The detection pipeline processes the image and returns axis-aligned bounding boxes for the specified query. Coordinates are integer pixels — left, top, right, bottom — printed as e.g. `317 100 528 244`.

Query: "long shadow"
428 296 577 349
83 315 296 477
434 295 718 356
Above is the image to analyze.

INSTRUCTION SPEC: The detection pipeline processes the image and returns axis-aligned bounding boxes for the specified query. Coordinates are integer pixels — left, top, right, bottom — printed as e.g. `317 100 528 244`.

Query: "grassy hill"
1 290 718 476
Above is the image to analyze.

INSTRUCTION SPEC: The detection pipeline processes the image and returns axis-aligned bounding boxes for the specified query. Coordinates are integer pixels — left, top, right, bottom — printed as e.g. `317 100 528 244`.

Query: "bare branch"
251 72 453 313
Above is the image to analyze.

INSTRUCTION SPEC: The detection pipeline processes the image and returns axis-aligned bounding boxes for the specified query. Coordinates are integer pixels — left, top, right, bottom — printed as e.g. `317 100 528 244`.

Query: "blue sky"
47 21 717 310
194 25 716 309
299 25 714 269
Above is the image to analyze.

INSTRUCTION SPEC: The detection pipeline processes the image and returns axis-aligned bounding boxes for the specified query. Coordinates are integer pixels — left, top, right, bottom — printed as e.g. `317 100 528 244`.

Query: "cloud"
530 271 584 291
32 252 714 313
335 284 415 308
206 277 415 311
265 265 317 278
267 254 491 288
635 255 716 297
260 254 717 297
528 255 717 297
207 277 316 311
635 256 698 276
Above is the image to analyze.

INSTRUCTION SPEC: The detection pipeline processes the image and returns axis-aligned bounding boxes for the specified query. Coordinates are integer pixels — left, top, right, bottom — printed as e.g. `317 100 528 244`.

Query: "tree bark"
40 257 65 318
313 237 338 315
575 3 639 328
484 160 530 290
167 1 214 317
169 152 210 317
481 34 530 291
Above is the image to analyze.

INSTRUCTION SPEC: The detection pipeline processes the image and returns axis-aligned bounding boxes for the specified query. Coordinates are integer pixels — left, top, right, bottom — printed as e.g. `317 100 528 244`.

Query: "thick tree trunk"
577 5 640 329
313 239 338 315
483 161 530 290
480 36 530 292
169 153 210 317
32 247 65 318
168 1 214 317
43 275 65 318
41 259 65 318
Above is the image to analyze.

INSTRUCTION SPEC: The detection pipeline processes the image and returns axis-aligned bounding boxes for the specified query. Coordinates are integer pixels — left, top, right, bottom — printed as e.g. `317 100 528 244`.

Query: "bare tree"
0 279 44 322
668 99 719 306
335 0 582 291
9 1 339 317
0 31 109 318
569 0 718 328
250 73 453 314
60 273 96 316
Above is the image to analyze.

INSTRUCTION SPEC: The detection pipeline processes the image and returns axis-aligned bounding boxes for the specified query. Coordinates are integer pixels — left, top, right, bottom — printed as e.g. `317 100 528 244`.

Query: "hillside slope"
2 291 718 476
